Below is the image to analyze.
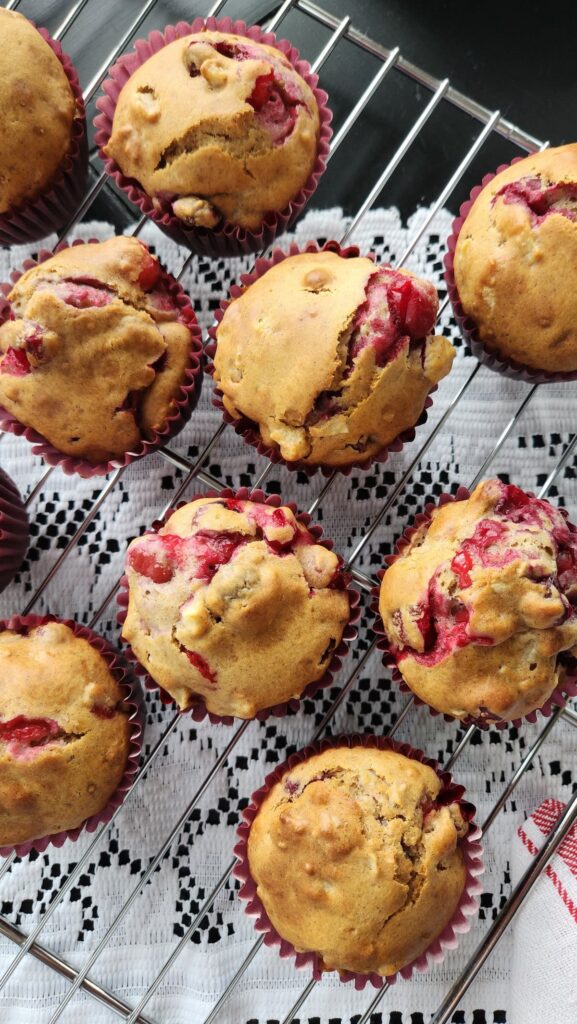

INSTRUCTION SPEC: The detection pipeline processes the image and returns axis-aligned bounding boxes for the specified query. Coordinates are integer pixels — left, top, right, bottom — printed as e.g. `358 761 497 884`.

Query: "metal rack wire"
1 1 577 1022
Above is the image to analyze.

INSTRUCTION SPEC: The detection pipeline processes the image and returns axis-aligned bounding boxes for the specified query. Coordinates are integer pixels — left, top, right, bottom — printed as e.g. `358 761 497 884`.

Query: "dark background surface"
12 0 577 225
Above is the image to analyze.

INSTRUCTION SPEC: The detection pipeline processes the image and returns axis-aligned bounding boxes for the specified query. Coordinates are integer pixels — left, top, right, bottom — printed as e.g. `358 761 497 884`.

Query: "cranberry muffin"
453 145 577 374
213 251 455 468
0 236 195 465
246 743 468 977
104 30 320 231
0 10 82 217
379 478 577 722
0 621 131 847
122 496 350 718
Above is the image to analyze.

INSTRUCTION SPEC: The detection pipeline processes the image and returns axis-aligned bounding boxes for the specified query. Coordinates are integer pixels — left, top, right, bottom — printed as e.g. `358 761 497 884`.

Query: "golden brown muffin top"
213 251 455 466
105 31 320 230
122 496 350 718
0 10 77 214
247 745 467 976
379 478 577 721
0 622 131 847
454 144 577 373
0 236 193 464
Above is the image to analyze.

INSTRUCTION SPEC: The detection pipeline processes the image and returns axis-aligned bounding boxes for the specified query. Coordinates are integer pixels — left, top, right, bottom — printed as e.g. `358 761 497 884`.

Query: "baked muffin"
246 744 468 977
453 145 577 374
103 30 320 231
378 478 577 722
0 10 81 216
0 236 196 465
212 251 455 468
122 496 350 718
0 469 28 593
0 621 131 847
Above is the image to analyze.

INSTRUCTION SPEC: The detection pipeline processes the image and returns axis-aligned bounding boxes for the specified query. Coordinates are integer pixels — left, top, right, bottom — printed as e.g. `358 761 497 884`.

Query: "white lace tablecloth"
1 205 576 1024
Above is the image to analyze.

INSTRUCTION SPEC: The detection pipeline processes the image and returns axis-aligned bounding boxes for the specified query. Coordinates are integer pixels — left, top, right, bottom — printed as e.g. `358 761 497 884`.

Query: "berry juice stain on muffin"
246 744 468 977
379 478 577 722
213 250 455 468
0 236 194 464
105 31 320 231
122 496 350 718
453 144 577 374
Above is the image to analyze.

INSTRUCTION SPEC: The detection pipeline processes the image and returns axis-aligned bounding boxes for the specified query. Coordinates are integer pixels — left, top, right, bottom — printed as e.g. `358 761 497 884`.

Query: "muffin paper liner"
0 21 88 246
94 16 333 258
116 485 360 726
0 470 29 593
233 731 484 989
0 238 203 478
371 487 577 730
444 155 577 384
206 239 438 477
0 614 144 858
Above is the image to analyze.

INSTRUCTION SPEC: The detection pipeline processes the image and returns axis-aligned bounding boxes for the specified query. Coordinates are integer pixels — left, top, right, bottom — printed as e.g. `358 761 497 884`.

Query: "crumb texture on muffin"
0 9 77 214
105 31 320 230
0 622 131 846
0 236 193 464
122 496 350 718
379 478 577 721
214 251 455 466
453 144 577 373
247 745 467 976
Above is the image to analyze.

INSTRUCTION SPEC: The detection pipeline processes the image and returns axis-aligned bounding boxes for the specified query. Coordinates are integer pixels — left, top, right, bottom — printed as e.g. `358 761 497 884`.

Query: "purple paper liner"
206 239 438 478
0 238 204 478
233 731 484 989
370 486 577 730
444 155 577 384
0 614 144 858
0 20 88 246
0 469 29 593
94 16 333 258
116 485 360 726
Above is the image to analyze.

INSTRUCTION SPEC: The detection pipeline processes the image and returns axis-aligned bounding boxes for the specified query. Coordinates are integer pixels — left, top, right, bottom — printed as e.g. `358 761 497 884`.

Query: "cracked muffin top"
379 478 577 722
122 496 350 719
454 144 577 373
104 30 320 231
0 622 131 847
247 744 467 977
213 251 455 467
0 236 194 465
0 10 78 215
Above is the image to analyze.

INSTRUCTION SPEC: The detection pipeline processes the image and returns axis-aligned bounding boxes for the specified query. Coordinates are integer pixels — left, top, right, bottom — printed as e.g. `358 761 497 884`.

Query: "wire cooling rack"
1 1 577 1022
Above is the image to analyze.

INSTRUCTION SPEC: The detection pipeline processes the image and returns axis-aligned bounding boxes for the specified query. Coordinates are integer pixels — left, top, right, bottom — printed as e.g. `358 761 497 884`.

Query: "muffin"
0 469 28 593
452 144 577 375
0 621 132 847
121 495 350 718
0 236 197 465
378 478 577 723
0 9 86 242
245 743 468 977
212 250 455 468
103 30 320 233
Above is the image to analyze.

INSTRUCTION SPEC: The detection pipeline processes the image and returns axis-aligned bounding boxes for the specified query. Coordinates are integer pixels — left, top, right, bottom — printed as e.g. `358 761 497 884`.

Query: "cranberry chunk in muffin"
122 496 350 718
213 250 455 467
378 478 577 722
0 236 195 464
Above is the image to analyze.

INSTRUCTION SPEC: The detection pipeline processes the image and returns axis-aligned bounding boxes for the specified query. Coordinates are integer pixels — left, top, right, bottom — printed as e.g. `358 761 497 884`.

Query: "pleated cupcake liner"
116 485 360 726
94 16 333 258
0 20 88 246
444 155 577 384
0 237 203 478
0 469 29 593
206 238 438 477
234 731 484 989
370 486 577 730
0 614 144 858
